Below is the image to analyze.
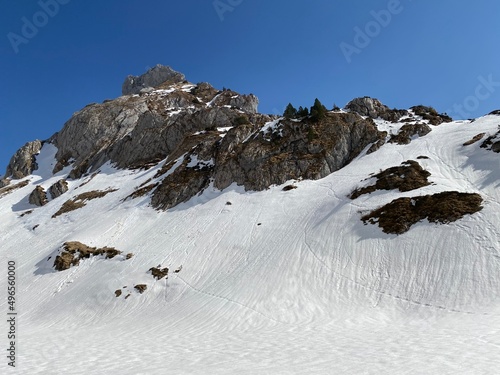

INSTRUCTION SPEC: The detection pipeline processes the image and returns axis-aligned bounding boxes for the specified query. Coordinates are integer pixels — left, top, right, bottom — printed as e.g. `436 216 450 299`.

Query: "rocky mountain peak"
122 64 186 95
345 96 408 122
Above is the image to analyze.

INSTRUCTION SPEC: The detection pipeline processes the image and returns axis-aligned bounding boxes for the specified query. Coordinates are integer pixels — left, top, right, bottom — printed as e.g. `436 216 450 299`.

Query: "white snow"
0 116 499 374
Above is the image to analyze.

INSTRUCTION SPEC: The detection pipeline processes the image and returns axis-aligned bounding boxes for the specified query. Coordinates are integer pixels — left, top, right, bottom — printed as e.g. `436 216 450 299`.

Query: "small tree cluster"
283 98 329 120
310 98 327 122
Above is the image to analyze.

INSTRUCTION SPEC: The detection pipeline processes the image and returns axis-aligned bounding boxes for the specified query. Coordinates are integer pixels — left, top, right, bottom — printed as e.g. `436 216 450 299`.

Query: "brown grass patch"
361 191 483 234
52 188 118 218
124 183 159 201
351 161 431 199
0 180 29 199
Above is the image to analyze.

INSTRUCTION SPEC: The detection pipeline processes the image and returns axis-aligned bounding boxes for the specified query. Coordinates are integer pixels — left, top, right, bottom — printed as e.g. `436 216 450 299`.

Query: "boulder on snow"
48 179 69 199
29 186 48 207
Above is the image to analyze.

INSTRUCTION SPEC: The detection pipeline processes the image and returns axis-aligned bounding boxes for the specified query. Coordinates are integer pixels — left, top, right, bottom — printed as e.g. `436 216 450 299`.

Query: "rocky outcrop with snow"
122 64 185 95
5 139 42 179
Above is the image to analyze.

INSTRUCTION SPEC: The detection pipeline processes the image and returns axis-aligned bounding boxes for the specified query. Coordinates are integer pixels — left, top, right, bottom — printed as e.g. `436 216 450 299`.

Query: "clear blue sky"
1 0 499 171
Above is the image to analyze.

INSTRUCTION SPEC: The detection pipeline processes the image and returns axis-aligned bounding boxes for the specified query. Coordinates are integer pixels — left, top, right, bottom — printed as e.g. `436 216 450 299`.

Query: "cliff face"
4 65 461 210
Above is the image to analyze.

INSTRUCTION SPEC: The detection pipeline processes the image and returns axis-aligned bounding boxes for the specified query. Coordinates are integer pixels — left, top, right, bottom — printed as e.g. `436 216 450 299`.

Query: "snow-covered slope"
1 114 499 374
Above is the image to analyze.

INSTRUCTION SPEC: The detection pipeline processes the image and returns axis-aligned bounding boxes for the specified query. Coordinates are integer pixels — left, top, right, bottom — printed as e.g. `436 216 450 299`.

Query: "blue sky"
1 0 499 171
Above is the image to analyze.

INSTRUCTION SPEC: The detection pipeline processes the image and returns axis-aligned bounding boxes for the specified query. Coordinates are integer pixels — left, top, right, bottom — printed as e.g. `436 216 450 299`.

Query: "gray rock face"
122 65 185 95
5 140 43 179
151 112 379 209
29 186 48 206
345 97 407 122
52 81 262 178
49 179 69 199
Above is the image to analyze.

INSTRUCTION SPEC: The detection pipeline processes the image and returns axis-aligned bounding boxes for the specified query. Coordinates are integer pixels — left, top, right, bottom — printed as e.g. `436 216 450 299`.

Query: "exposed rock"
149 267 169 280
389 123 432 145
488 110 500 116
0 180 29 199
29 186 48 206
48 179 69 199
345 97 408 122
53 241 124 271
134 284 147 294
350 160 431 199
0 178 9 188
115 290 122 297
5 140 42 179
367 131 388 154
122 65 185 95
209 89 259 113
463 133 486 146
51 80 263 177
361 192 483 234
410 105 452 125
480 130 500 153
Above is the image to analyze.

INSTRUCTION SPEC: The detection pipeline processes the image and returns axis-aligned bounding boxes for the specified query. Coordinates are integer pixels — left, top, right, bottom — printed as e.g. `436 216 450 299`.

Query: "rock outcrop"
48 179 69 199
122 65 185 95
389 123 432 145
480 129 500 153
345 97 408 122
54 241 123 271
52 80 261 178
151 112 379 209
5 140 42 179
29 186 48 207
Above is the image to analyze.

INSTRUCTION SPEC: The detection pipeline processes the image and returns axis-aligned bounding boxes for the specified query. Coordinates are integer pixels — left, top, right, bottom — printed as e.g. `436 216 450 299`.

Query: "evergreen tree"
283 103 297 119
297 106 309 117
310 98 327 122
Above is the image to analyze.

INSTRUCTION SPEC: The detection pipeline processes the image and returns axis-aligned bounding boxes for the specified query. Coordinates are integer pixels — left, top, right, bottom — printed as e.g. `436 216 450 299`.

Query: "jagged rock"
48 179 68 199
489 110 500 116
149 267 169 280
5 140 42 179
0 178 10 188
410 105 452 125
134 284 147 294
29 186 48 207
213 113 379 191
367 131 388 154
52 78 262 176
151 112 378 209
210 89 259 113
480 130 500 153
389 123 432 145
53 241 123 271
122 65 185 95
345 97 407 122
